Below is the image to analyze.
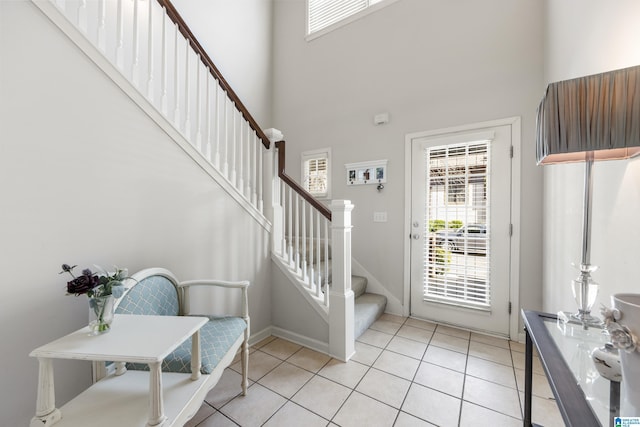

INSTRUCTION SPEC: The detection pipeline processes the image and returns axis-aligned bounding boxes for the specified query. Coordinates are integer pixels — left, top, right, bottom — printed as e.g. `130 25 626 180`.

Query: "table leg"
30 358 61 427
610 381 620 427
241 327 249 396
146 361 167 427
524 328 533 427
191 330 201 380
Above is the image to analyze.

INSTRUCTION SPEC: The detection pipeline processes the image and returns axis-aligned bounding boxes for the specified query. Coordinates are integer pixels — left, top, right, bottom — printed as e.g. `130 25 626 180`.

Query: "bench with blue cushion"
95 267 250 403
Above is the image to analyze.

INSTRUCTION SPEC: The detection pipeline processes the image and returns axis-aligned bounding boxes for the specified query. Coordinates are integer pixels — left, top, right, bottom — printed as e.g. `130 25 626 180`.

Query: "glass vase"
88 295 115 335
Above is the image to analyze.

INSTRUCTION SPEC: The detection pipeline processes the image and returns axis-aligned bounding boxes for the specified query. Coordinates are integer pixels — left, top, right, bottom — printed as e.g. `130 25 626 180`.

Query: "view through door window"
424 140 491 309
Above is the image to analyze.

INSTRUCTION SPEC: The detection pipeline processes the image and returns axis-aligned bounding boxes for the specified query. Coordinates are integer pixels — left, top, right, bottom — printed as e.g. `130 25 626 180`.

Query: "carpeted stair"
309 242 387 339
352 275 387 339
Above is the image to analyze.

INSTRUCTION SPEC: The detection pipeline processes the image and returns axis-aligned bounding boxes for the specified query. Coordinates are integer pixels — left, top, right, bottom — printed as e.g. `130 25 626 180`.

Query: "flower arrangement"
60 263 127 299
60 263 129 334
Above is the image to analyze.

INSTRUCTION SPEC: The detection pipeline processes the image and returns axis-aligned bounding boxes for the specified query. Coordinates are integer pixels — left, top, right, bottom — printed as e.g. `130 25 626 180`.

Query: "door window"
425 141 491 309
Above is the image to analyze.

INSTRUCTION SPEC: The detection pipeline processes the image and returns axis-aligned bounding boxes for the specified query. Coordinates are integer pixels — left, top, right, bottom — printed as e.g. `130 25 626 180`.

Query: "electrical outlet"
373 212 388 222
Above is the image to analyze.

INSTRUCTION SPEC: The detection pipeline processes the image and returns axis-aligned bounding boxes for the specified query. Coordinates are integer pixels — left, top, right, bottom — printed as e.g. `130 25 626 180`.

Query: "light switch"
374 113 389 125
373 212 388 222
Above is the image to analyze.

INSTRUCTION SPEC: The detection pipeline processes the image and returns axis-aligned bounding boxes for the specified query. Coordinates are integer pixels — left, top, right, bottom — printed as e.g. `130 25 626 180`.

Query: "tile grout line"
327 316 408 426
456 330 472 427
459 340 528 423
390 316 411 427
219 342 304 426
392 318 437 426
251 340 335 426
278 345 335 425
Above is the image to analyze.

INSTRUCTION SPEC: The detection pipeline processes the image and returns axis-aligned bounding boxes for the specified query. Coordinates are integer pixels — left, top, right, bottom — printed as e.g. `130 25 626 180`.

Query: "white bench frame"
93 267 250 425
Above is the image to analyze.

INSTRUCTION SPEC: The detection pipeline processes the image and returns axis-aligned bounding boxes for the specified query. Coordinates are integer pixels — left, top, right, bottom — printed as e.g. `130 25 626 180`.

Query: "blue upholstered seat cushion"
115 275 180 316
126 316 247 374
116 275 246 374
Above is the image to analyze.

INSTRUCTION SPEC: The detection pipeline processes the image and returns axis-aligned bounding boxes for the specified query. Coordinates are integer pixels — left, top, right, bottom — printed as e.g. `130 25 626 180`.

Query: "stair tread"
354 292 387 339
351 275 367 298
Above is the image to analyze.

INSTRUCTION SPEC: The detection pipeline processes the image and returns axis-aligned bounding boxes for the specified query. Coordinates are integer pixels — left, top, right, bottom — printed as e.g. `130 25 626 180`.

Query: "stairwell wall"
0 1 272 426
271 264 330 350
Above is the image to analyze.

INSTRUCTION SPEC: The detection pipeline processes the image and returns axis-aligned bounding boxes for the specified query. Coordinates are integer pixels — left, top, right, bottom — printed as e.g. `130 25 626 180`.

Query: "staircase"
284 235 386 340
33 0 384 361
270 158 386 350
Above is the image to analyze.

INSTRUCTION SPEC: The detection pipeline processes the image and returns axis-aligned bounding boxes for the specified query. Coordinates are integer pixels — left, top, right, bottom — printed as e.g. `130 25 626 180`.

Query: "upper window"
307 0 398 39
302 148 331 199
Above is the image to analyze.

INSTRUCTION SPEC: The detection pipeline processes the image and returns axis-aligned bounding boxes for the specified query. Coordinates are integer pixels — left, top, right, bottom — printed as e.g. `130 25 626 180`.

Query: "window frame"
306 0 401 41
301 147 332 200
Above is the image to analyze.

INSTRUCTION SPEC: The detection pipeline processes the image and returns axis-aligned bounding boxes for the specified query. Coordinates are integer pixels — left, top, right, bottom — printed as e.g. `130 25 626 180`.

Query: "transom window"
307 0 398 39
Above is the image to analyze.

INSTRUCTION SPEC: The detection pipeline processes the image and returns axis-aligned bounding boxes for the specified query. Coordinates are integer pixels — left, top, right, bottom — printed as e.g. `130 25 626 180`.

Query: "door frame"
403 117 522 340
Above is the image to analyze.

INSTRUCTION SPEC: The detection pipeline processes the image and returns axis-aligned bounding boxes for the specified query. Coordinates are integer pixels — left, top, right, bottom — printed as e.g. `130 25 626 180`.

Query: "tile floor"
185 315 563 426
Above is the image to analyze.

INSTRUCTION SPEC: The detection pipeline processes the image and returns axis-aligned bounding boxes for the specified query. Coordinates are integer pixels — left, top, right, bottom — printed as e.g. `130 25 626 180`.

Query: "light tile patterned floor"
185 315 563 426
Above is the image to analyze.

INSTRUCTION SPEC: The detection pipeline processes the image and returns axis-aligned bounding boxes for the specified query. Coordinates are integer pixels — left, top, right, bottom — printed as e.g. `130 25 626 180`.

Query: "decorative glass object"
570 264 600 325
558 264 601 327
88 295 115 335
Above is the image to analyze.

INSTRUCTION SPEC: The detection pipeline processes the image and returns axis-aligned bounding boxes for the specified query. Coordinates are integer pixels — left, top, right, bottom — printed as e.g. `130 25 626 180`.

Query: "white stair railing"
269 135 354 361
33 0 269 215
279 182 332 307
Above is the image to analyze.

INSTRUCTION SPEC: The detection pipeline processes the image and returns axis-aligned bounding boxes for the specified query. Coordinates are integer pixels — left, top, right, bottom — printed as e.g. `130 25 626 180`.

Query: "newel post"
329 200 355 362
264 128 284 256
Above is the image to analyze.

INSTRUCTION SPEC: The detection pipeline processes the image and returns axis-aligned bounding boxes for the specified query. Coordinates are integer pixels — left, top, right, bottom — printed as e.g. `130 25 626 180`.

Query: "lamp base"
558 310 603 328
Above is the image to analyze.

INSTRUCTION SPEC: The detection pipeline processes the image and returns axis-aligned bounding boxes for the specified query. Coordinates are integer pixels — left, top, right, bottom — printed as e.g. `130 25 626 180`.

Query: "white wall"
171 0 273 127
543 0 640 315
272 0 545 326
271 263 329 345
0 2 272 425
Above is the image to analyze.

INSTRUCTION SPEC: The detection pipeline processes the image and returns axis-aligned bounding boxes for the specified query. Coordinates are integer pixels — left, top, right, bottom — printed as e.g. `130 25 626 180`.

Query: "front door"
409 123 513 336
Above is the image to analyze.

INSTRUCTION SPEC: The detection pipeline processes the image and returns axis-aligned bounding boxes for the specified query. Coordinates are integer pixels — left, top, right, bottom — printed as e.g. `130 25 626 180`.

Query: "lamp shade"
536 65 640 165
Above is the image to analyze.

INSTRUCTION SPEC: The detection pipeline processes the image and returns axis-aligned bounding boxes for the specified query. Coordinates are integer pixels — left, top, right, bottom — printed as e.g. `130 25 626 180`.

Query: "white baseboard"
249 326 275 347
249 325 330 356
352 257 404 316
270 326 330 355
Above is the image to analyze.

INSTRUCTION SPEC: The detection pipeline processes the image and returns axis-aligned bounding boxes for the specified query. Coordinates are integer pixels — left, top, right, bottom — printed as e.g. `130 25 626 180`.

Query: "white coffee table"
30 314 208 427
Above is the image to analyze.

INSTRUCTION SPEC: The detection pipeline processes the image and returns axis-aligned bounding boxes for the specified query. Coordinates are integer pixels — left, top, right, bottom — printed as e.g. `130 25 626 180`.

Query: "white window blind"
308 0 389 36
302 149 331 198
424 140 491 310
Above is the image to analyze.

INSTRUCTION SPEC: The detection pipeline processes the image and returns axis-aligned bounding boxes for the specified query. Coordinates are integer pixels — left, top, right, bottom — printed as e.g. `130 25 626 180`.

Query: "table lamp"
536 64 640 326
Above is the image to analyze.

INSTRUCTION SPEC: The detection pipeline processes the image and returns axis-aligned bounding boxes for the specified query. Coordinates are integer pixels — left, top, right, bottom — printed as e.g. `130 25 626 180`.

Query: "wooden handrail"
157 0 270 149
157 1 329 220
275 141 332 221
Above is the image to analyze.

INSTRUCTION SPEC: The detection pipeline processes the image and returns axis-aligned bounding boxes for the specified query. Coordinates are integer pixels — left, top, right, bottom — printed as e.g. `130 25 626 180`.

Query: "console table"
522 310 620 427
29 314 208 427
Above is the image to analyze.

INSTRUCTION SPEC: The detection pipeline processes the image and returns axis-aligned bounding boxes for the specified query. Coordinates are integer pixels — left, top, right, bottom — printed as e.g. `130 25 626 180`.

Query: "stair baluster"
146 0 153 101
